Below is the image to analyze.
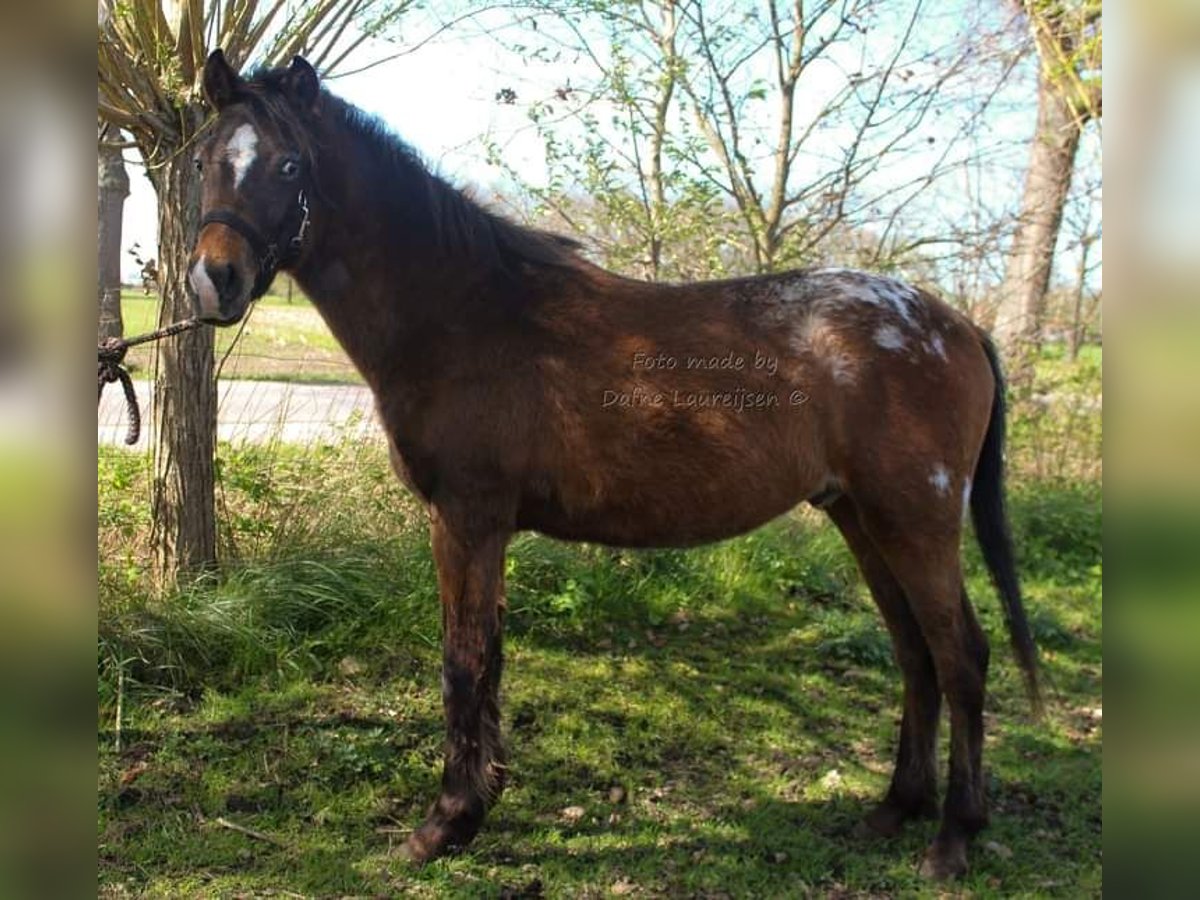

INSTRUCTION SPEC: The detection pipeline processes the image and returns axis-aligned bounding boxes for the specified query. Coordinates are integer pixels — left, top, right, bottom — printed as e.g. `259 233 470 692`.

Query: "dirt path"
99 380 381 447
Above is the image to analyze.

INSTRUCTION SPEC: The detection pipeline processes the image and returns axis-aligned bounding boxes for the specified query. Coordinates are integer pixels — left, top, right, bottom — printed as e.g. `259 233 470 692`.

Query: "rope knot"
97 318 204 446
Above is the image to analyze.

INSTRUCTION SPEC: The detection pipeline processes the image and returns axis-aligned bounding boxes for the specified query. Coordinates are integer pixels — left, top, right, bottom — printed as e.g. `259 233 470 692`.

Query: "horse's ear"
285 56 320 109
203 49 241 110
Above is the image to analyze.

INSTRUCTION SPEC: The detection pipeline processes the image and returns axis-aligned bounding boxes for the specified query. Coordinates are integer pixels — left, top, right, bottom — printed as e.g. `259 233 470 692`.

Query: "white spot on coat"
842 282 886 307
776 276 810 301
828 354 857 385
929 464 952 495
925 332 948 360
874 323 907 351
872 277 919 326
225 124 259 189
811 268 922 328
810 269 884 310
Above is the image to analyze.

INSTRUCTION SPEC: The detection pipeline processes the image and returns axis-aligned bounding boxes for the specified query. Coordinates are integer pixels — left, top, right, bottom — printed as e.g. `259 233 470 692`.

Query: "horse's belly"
525 507 794 548
387 436 435 503
517 464 810 548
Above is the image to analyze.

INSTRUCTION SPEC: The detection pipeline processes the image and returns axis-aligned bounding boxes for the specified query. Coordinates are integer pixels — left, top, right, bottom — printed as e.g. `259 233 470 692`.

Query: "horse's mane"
232 67 583 277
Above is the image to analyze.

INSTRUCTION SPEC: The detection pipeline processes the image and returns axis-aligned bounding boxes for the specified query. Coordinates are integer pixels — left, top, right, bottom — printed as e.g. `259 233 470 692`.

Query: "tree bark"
147 123 217 588
99 0 416 591
98 125 129 341
993 76 1081 354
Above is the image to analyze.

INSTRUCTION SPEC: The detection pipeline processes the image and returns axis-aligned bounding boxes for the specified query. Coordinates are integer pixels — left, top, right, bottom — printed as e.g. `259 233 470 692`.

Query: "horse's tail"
971 331 1043 716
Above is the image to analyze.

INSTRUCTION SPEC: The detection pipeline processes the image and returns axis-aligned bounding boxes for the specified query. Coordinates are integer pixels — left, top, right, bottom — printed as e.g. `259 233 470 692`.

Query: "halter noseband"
199 191 310 296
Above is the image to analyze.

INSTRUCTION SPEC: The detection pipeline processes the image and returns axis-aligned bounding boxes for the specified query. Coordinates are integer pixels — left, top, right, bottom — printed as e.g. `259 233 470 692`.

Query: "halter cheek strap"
200 210 271 260
200 191 310 296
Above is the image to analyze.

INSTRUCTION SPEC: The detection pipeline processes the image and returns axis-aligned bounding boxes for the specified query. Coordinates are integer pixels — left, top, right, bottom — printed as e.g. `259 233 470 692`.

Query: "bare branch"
326 4 515 79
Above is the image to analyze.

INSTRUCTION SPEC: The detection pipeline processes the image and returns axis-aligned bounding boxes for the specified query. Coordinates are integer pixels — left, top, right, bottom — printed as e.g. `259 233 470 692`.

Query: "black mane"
234 68 582 277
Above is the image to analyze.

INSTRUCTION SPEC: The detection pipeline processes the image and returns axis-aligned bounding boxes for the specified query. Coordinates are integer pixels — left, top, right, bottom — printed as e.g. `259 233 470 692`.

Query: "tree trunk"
993 71 1082 356
98 126 129 341
1069 232 1094 360
148 133 217 588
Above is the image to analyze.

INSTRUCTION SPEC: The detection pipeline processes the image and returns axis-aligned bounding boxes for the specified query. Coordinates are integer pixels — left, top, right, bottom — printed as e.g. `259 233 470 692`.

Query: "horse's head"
188 50 318 324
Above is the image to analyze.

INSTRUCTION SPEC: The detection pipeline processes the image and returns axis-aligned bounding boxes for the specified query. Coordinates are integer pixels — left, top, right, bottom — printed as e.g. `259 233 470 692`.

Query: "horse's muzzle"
188 256 249 325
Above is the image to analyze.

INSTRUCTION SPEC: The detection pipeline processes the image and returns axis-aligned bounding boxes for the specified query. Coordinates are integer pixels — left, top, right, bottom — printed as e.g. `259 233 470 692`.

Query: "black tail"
971 333 1043 716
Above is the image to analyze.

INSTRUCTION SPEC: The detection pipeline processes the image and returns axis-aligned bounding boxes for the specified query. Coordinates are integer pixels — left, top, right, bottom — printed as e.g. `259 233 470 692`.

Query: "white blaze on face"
225 123 259 189
189 255 219 314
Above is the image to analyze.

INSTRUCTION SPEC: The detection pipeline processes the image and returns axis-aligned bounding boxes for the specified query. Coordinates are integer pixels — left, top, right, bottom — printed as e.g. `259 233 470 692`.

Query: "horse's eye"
280 158 300 179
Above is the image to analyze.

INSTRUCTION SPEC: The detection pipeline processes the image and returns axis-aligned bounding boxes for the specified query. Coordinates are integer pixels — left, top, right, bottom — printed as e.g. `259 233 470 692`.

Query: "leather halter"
200 190 310 296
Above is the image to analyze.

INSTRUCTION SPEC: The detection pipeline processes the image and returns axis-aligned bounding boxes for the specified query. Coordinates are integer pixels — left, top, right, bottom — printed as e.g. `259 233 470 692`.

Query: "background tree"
98 122 129 342
489 0 1013 281
993 0 1101 358
485 0 715 280
97 0 414 587
1064 167 1101 359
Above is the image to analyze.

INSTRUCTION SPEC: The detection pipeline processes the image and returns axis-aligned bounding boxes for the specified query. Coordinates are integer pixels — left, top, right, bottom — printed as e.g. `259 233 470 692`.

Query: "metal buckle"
291 191 310 252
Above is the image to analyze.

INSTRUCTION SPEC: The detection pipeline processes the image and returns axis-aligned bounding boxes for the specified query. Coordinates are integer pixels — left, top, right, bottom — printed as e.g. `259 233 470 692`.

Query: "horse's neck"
290 187 468 389
291 123 532 390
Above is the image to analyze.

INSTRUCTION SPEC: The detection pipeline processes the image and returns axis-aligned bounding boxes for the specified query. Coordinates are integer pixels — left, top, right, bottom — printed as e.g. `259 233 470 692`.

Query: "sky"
120 16 534 277
116 1 1098 284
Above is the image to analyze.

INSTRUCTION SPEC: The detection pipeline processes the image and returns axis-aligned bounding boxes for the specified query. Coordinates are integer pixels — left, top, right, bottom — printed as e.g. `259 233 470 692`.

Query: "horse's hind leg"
853 503 990 880
825 497 940 836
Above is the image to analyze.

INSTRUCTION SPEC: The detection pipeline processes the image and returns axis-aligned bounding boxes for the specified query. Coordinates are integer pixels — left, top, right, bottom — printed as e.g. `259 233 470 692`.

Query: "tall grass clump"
1010 343 1102 483
98 549 439 698
98 433 439 715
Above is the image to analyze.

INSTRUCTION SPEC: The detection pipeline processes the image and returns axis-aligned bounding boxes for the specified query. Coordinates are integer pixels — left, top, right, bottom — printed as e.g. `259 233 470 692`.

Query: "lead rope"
98 317 206 445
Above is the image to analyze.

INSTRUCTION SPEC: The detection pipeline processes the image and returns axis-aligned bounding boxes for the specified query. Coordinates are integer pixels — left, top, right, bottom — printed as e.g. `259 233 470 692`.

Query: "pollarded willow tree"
98 121 129 342
97 0 414 587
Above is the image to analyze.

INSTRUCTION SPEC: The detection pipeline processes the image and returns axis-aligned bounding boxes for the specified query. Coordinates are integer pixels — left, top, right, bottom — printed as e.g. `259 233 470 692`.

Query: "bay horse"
188 50 1041 881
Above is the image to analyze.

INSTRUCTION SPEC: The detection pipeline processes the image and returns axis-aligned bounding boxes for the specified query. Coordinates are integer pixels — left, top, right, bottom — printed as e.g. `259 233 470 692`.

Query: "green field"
98 422 1102 897
119 290 360 384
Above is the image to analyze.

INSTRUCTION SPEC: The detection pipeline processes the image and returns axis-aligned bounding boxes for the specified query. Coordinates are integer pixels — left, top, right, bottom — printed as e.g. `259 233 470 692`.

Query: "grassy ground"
100 294 1101 896
98 434 1102 897
120 290 360 384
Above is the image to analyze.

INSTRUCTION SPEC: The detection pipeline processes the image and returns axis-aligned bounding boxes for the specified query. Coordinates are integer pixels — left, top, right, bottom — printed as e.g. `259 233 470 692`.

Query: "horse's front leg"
403 500 511 863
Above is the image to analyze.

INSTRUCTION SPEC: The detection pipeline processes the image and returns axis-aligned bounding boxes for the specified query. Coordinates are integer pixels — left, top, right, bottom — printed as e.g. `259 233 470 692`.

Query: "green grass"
98 440 1101 898
1010 343 1102 484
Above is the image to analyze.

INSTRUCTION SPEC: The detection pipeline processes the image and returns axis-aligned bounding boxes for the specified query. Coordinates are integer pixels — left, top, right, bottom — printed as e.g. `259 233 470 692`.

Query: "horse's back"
508 267 992 545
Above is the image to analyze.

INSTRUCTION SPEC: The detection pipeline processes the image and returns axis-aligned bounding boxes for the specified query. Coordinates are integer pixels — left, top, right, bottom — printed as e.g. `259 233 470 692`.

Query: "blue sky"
121 20 535 276
118 2 1099 284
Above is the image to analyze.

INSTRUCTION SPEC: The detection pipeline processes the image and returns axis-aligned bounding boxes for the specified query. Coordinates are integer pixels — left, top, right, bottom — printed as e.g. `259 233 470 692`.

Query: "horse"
187 49 1041 881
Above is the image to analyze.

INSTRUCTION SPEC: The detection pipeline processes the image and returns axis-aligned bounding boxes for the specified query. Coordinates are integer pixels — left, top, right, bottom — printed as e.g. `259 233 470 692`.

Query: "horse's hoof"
396 836 435 865
917 841 969 881
397 822 452 865
857 795 938 839
398 801 484 865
